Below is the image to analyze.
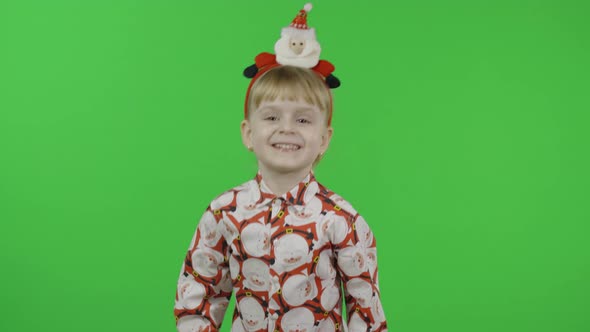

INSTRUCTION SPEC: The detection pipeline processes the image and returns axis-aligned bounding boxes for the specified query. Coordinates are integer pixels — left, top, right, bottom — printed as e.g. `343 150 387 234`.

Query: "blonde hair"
246 66 333 125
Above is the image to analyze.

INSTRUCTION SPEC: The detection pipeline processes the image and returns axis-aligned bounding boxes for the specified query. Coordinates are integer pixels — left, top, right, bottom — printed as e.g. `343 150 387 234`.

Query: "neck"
258 164 312 197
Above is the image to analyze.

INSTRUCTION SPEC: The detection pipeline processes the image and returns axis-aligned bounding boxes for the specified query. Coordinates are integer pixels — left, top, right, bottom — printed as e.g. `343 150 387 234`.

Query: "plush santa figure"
243 3 340 88
275 3 321 68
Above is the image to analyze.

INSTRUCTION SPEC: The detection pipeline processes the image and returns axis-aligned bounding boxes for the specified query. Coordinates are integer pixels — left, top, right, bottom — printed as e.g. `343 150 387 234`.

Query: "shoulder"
314 180 359 218
315 184 378 246
207 178 257 211
314 181 378 247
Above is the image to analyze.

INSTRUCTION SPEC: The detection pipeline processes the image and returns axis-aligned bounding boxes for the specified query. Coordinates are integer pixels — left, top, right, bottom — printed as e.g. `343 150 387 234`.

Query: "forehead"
255 99 321 114
254 88 322 107
249 78 327 112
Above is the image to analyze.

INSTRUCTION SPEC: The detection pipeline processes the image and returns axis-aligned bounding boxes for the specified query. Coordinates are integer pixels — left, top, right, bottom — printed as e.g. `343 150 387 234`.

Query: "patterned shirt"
174 171 388 332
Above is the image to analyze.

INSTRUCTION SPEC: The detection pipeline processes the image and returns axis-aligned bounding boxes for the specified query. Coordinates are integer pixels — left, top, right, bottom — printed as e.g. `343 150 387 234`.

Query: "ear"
320 126 333 154
240 119 252 150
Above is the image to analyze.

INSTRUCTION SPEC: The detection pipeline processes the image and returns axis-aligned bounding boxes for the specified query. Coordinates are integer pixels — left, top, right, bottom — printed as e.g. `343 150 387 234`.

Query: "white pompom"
304 3 312 12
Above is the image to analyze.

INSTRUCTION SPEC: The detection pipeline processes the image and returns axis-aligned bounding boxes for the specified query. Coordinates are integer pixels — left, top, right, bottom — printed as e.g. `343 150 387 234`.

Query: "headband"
243 3 340 126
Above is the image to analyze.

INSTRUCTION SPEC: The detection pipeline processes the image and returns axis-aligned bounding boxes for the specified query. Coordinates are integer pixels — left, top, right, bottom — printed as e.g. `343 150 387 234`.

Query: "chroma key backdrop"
0 1 588 331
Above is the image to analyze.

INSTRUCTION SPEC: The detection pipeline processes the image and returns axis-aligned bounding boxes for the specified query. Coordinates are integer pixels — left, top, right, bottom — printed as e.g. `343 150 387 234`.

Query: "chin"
268 165 307 174
262 161 311 174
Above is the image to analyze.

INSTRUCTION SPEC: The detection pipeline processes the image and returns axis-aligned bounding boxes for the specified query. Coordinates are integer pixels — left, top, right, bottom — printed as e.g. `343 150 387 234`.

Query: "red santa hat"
281 3 316 39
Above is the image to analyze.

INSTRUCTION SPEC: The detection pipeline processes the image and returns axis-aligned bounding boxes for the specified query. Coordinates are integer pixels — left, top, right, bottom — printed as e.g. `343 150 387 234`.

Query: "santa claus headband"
243 3 340 126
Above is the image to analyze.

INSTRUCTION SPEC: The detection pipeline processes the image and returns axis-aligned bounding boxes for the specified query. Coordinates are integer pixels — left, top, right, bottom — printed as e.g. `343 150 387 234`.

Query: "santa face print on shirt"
229 254 240 280
280 307 315 332
337 244 368 277
366 247 378 278
317 317 336 332
176 273 206 310
315 211 349 247
315 249 336 279
371 296 386 327
208 297 229 327
220 213 239 243
285 197 322 226
328 193 358 216
214 268 233 294
284 182 322 226
238 297 267 331
346 278 373 308
349 311 368 332
177 316 212 332
192 247 224 278
197 211 222 248
320 280 341 312
235 181 265 220
240 99 332 177
241 221 271 257
273 233 313 273
354 216 374 249
282 272 318 306
242 258 270 292
211 191 234 211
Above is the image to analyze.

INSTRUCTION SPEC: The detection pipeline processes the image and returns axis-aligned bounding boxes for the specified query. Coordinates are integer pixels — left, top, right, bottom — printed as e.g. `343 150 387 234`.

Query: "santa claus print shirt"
174 171 388 332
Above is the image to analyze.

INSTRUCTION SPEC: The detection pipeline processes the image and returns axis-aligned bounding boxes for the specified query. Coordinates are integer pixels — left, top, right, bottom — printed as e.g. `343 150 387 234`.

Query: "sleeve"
173 205 233 332
335 213 388 332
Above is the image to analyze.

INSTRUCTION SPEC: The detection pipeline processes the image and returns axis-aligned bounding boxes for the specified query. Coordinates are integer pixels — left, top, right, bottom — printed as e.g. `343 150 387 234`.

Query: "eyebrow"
258 105 317 113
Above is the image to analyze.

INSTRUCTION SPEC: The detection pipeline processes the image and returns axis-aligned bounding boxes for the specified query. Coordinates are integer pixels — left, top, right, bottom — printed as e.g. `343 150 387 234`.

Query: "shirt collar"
253 170 318 207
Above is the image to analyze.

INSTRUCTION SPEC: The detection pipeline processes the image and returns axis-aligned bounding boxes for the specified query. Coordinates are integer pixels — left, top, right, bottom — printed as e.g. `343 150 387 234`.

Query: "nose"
279 128 295 134
278 118 295 134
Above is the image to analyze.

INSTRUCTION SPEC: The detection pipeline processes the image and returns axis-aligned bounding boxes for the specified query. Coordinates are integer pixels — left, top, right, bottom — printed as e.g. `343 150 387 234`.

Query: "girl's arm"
335 214 388 332
173 205 232 332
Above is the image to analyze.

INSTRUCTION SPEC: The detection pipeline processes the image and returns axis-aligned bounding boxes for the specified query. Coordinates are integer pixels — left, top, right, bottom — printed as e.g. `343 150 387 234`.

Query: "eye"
292 42 296 46
265 116 278 121
297 118 311 124
299 42 303 45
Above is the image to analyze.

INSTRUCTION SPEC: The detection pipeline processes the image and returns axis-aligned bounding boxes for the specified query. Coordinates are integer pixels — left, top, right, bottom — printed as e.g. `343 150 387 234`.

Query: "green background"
1 0 589 331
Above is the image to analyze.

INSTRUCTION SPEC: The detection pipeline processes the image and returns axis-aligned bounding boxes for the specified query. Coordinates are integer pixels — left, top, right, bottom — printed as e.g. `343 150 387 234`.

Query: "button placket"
267 197 287 330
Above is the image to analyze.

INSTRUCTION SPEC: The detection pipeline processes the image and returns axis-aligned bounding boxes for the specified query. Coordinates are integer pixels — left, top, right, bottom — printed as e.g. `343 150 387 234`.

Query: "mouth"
271 143 301 152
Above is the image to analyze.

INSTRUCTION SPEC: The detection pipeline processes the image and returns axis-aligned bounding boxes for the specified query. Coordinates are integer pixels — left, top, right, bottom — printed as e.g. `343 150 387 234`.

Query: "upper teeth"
273 143 299 150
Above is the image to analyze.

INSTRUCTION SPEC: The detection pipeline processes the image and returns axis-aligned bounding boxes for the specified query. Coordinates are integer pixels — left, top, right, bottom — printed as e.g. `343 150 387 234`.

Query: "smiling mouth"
272 143 301 151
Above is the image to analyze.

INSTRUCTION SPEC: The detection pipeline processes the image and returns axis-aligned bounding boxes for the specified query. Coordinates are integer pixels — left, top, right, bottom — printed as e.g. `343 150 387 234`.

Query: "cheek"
252 128 273 143
308 130 328 146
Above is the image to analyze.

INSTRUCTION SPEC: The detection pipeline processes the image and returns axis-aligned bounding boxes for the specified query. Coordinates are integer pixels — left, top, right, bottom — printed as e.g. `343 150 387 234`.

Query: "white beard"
274 36 321 68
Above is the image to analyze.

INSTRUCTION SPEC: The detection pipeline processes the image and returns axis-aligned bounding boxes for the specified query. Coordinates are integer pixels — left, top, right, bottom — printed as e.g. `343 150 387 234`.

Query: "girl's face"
241 98 332 178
